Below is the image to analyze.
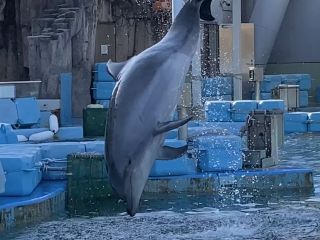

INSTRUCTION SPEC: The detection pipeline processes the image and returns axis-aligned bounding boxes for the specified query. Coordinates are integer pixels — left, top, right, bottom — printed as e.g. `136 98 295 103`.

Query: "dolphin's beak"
126 207 136 217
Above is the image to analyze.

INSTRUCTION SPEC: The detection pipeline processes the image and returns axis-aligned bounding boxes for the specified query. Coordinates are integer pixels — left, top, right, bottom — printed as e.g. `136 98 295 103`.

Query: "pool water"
4 133 320 239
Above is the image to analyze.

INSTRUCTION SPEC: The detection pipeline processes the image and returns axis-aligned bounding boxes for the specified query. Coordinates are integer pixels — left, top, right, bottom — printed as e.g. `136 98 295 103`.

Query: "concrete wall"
269 0 320 64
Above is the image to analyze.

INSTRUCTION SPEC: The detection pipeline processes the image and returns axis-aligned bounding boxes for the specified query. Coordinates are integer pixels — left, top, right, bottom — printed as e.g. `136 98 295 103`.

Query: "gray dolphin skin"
105 0 209 216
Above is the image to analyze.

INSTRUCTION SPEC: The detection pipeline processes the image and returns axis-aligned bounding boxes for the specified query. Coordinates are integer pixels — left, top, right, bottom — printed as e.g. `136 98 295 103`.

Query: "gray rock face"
28 0 97 117
0 0 162 117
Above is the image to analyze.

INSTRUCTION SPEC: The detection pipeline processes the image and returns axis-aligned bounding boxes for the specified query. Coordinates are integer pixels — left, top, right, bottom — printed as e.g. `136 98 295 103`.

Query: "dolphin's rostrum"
105 0 212 216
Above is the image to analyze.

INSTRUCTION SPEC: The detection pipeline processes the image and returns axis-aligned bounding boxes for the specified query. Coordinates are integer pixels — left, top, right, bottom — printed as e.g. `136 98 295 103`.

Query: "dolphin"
105 0 213 216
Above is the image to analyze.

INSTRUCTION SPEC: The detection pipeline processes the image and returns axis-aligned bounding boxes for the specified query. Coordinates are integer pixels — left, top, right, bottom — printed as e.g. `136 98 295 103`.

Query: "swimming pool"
3 133 320 239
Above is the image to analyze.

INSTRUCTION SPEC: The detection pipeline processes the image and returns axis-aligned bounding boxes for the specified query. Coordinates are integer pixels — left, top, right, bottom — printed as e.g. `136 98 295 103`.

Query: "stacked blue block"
202 95 233 102
299 91 309 107
40 142 86 159
261 75 282 92
308 112 320 132
0 146 42 196
252 92 272 100
205 101 232 122
194 135 242 171
284 112 308 133
92 82 116 100
202 77 233 97
231 100 257 122
0 124 18 144
93 62 115 82
84 141 104 154
281 74 312 90
150 139 196 177
0 98 18 125
258 100 285 111
15 97 40 126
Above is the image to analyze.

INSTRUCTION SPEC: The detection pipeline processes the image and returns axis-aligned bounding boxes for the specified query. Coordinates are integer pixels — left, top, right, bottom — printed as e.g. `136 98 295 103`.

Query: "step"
42 8 59 14
58 7 80 13
52 22 70 30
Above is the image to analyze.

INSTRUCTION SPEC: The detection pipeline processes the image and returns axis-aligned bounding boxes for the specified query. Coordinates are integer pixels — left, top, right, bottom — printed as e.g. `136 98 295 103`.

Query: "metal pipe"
172 0 192 140
232 0 242 100
0 81 42 85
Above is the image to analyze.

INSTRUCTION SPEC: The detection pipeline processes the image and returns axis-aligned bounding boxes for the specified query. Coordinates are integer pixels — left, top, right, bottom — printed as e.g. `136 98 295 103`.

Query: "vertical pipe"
172 0 190 140
232 0 242 100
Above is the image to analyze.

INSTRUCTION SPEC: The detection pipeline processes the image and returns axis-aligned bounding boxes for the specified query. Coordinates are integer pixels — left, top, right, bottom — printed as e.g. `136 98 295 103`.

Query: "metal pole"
172 0 190 140
232 0 242 100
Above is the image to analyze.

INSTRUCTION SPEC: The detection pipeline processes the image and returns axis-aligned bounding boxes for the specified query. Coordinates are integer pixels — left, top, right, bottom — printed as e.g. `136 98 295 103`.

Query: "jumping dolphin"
105 0 213 216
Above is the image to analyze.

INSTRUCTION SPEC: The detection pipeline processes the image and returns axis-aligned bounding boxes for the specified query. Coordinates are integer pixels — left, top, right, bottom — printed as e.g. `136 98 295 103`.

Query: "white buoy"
29 131 54 142
49 114 59 133
17 135 28 142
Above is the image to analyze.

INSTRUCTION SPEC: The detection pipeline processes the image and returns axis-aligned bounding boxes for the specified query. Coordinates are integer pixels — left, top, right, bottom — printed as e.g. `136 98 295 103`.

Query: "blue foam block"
284 112 308 133
231 100 258 122
0 148 42 196
261 75 282 92
150 155 197 177
308 112 320 132
15 97 40 126
84 141 104 154
205 101 232 122
188 122 245 136
194 135 242 171
40 142 86 159
165 129 178 139
0 124 18 144
92 82 116 100
202 95 233 102
252 92 272 100
299 91 309 107
258 100 285 111
0 153 41 172
202 77 233 97
55 127 83 140
93 62 115 82
95 100 110 108
0 169 42 196
150 139 196 177
0 99 18 125
281 74 312 90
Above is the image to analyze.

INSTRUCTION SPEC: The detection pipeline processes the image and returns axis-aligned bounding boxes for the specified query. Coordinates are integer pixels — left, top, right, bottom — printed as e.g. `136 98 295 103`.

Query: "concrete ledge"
145 168 313 193
0 182 65 232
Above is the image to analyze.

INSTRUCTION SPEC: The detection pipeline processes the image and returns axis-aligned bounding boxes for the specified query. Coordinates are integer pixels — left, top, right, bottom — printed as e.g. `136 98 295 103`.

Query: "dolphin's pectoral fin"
154 116 192 135
106 59 128 80
157 145 188 160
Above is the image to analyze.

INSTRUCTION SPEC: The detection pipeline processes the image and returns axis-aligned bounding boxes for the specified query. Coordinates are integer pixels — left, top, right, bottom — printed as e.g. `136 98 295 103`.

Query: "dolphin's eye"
128 159 132 165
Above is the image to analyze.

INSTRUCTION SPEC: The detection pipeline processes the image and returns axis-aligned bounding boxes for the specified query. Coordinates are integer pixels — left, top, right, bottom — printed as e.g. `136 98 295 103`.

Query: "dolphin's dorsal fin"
106 59 128 80
154 116 192 135
157 145 188 160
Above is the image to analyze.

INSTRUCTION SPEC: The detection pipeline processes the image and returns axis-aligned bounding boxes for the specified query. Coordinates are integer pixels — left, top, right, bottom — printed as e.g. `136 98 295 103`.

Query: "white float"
17 135 28 142
29 131 54 142
49 114 59 133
